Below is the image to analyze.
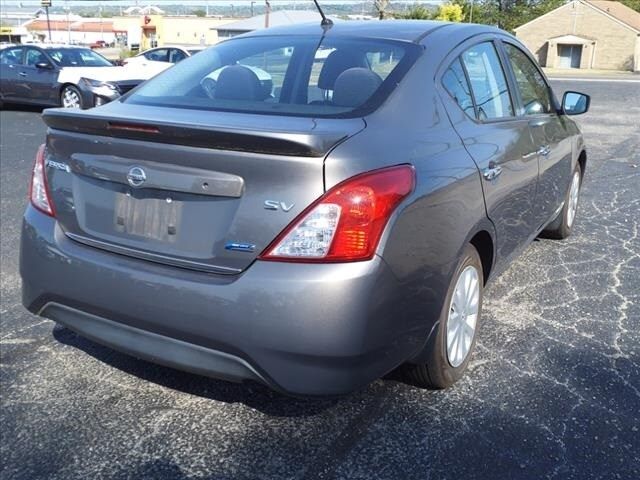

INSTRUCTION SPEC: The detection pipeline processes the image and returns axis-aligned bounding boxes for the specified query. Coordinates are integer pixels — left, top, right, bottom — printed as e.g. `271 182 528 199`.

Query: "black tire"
540 164 582 240
60 85 84 109
403 244 484 389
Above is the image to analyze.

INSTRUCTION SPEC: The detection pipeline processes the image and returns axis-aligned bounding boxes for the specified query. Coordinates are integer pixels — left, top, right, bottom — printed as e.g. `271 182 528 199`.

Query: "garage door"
558 44 582 69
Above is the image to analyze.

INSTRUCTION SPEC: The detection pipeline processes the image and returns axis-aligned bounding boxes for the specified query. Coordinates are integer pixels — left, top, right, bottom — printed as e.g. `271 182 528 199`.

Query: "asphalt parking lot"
1 78 639 480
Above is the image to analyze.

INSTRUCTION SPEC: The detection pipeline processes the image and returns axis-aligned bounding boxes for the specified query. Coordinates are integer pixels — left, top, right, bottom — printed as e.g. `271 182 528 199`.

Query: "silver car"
20 21 589 396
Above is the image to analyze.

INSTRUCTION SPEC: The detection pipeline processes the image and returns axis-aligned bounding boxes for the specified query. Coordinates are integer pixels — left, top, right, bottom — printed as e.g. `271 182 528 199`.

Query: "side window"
461 42 513 120
0 47 23 65
442 57 475 118
169 49 187 63
504 43 553 115
145 49 168 62
25 48 48 67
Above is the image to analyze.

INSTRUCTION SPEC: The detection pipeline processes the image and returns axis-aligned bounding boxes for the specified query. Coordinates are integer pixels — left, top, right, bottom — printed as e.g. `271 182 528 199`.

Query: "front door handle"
482 164 503 181
538 145 551 157
18 72 27 77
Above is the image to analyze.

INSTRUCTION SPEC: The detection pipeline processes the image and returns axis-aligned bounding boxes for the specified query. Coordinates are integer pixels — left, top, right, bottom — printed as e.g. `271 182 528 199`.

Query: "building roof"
515 0 640 33
214 10 331 32
587 0 640 31
25 19 119 33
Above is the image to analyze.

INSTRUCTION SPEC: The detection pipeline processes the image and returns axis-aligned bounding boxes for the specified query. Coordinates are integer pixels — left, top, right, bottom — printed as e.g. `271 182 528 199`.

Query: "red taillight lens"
260 165 415 262
29 144 55 217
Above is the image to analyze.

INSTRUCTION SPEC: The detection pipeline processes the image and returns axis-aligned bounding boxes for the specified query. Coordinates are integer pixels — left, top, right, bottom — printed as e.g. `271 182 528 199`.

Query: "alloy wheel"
446 265 480 368
566 171 580 228
62 88 81 108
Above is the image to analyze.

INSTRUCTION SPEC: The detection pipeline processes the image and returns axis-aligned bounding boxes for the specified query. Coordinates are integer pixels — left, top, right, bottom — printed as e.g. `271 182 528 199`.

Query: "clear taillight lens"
30 144 55 217
260 165 415 263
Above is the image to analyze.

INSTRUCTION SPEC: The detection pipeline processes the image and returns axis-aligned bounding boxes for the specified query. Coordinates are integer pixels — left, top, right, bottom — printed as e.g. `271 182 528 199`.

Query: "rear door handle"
18 72 27 77
538 145 551 157
482 164 503 181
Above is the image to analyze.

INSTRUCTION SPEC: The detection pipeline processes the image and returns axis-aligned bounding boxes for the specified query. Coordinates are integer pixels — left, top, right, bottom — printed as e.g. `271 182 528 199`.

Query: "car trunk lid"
42 105 365 274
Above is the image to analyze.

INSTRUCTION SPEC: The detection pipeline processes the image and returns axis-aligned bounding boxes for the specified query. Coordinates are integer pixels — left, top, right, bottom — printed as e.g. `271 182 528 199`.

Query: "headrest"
215 65 262 101
317 50 367 90
332 68 383 108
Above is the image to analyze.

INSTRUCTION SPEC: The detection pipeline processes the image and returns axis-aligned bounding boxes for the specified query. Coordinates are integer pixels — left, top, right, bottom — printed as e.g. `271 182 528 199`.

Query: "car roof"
238 20 498 44
16 44 90 50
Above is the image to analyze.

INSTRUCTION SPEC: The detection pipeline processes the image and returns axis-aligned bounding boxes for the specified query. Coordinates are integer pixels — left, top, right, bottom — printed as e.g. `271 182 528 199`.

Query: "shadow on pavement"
0 103 47 113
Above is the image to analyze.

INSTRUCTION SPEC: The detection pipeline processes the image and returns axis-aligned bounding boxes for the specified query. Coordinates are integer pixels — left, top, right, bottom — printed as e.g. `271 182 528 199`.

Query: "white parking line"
548 77 640 83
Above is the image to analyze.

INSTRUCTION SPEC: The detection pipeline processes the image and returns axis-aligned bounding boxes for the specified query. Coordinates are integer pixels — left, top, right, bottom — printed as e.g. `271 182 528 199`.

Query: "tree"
435 3 465 21
192 9 207 17
374 0 391 19
395 5 433 19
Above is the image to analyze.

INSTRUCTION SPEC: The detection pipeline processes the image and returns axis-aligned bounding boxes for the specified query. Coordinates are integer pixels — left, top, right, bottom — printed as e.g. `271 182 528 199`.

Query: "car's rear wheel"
404 244 483 389
60 85 83 109
541 164 582 239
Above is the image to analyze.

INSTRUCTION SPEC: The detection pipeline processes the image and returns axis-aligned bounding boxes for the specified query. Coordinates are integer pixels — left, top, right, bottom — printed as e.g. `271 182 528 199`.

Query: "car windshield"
125 35 420 117
48 48 112 67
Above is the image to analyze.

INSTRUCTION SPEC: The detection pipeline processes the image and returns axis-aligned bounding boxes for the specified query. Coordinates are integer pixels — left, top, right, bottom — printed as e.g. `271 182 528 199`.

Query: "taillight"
260 165 415 263
29 144 55 217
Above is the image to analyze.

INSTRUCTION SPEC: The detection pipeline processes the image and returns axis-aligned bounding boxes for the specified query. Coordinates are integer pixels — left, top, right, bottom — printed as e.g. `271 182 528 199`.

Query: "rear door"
500 41 574 227
0 46 24 100
22 47 59 105
439 39 540 263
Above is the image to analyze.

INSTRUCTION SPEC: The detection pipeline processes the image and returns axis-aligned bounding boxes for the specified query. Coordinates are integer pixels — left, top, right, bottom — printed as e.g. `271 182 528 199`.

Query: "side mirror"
35 62 53 70
562 91 590 116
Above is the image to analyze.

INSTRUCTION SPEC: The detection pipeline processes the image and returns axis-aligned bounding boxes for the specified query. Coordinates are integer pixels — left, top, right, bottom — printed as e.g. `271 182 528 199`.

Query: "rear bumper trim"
65 231 242 275
40 302 267 386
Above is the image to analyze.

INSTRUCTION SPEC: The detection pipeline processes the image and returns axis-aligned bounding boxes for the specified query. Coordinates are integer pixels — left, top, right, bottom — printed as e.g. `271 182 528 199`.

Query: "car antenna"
312 0 333 28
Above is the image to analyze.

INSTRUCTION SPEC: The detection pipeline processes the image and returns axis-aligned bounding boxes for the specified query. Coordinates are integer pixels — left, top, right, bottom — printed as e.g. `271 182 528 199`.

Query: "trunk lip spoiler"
42 108 365 158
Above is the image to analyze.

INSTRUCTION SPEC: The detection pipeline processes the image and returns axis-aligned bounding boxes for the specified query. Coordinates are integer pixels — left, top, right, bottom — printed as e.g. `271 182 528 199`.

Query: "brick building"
514 0 640 71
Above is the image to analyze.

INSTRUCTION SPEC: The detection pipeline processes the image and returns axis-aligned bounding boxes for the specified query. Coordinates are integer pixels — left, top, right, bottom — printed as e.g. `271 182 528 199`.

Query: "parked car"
0 44 166 109
20 21 589 396
122 45 206 68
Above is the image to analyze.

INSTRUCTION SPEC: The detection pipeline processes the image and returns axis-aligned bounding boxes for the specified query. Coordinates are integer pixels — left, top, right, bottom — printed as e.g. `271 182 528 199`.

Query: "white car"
0 44 167 109
122 45 206 68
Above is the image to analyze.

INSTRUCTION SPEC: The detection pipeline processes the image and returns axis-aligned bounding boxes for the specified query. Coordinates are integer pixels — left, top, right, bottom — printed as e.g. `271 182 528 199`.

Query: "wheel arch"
577 149 587 179
469 229 494 286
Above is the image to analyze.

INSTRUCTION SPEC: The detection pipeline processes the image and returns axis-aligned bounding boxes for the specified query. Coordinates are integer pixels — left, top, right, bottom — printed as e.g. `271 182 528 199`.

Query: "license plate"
114 192 181 243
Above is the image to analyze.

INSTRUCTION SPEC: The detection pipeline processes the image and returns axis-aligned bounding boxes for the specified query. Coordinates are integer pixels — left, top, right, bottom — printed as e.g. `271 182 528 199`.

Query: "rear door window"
0 47 23 65
461 42 513 120
145 49 169 62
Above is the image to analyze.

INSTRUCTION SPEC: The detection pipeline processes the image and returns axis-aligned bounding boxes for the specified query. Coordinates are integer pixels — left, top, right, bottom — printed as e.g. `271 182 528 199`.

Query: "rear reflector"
260 165 415 262
29 144 55 217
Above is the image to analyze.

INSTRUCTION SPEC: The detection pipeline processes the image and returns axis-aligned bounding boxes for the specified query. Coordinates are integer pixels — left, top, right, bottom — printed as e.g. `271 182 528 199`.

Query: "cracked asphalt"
1 79 639 480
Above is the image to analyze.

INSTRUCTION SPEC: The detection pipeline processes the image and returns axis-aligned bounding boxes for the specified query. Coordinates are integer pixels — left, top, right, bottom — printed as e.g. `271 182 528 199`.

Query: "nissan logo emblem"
126 166 146 188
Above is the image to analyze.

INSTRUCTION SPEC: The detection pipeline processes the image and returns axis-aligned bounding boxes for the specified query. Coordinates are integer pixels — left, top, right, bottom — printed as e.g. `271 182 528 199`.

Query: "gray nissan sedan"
20 20 589 396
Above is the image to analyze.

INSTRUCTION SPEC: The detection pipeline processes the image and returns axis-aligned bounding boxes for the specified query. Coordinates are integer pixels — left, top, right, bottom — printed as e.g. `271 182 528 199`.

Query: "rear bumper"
20 206 420 396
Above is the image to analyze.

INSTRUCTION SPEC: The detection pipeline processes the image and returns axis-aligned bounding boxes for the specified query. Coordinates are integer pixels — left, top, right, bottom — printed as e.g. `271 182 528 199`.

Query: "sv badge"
264 200 295 212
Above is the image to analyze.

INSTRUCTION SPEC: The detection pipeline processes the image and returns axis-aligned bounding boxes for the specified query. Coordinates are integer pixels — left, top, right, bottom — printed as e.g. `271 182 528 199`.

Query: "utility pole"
41 0 52 42
264 0 271 28
65 0 71 44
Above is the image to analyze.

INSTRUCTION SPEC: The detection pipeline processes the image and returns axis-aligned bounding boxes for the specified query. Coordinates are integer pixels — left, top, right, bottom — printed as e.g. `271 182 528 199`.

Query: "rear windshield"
48 48 112 67
125 35 421 117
